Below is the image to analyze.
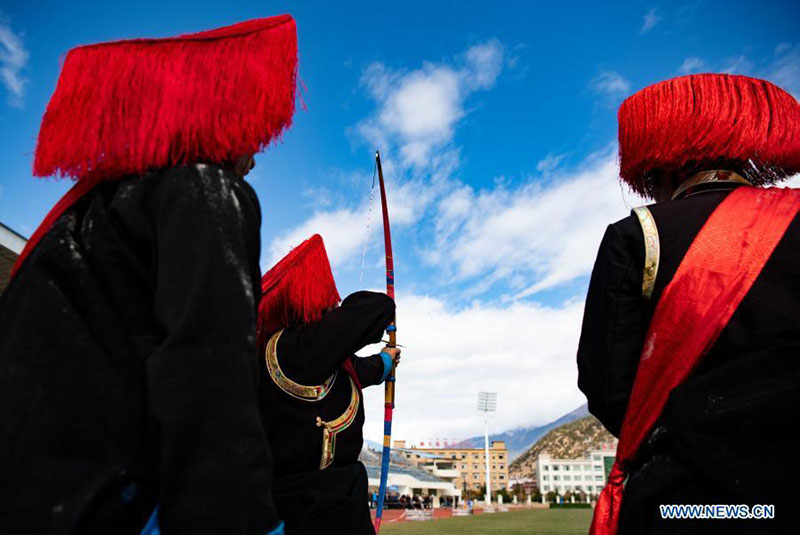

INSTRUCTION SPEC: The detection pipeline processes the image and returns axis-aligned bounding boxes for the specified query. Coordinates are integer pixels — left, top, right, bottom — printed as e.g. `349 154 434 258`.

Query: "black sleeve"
576 217 650 437
353 354 387 388
144 166 278 534
277 291 395 384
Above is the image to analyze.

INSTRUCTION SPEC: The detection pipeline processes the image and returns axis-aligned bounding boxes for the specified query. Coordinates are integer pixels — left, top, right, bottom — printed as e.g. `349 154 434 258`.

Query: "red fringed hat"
34 15 297 184
258 234 341 342
618 74 800 198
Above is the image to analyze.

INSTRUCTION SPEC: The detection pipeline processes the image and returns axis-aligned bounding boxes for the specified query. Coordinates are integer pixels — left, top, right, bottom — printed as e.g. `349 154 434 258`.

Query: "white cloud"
361 293 588 442
380 68 463 165
269 41 504 273
266 207 368 271
589 71 631 104
535 153 567 173
0 13 28 108
426 147 645 298
264 166 445 272
273 100 641 308
766 43 800 98
678 56 705 75
640 8 660 34
505 43 529 80
358 40 504 167
463 39 505 90
721 54 755 75
684 43 800 99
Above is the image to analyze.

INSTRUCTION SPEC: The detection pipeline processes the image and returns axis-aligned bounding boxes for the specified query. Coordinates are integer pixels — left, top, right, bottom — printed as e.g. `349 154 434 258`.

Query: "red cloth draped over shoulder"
10 181 94 279
589 186 800 535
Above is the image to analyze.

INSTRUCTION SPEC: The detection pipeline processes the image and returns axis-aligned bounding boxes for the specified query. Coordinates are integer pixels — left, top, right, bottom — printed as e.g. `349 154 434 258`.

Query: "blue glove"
379 352 394 383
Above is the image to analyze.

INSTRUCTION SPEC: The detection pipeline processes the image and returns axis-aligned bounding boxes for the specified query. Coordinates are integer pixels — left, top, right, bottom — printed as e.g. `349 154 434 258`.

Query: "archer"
256 234 400 535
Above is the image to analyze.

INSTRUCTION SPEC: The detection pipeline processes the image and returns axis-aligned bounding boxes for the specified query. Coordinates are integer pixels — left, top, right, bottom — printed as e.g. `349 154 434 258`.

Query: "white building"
409 452 463 488
360 443 461 504
0 222 27 294
364 464 461 503
536 445 617 499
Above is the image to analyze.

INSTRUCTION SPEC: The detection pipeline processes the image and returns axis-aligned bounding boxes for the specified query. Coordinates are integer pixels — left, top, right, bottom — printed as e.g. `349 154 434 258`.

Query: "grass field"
381 509 592 534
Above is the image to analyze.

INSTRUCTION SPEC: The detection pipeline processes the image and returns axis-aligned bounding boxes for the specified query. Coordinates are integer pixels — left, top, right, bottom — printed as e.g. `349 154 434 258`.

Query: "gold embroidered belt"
265 329 336 401
265 329 360 469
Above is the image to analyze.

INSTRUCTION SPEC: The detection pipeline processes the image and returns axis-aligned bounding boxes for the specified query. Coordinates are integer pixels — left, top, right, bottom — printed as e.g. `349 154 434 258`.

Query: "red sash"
590 186 800 535
10 180 95 280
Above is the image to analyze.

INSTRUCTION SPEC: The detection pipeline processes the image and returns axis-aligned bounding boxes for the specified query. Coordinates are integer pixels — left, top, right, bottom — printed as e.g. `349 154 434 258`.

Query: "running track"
371 506 532 524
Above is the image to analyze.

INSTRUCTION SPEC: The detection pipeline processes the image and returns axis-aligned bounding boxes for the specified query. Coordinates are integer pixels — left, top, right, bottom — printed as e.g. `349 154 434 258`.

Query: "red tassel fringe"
619 74 800 198
34 15 297 184
258 234 341 344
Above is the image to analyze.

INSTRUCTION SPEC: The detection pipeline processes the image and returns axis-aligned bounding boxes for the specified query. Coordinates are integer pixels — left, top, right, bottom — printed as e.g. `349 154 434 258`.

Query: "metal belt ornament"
373 151 397 534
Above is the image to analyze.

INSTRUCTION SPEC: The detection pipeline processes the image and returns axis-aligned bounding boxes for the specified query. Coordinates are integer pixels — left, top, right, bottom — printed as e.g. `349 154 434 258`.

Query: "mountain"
457 403 590 460
509 415 616 480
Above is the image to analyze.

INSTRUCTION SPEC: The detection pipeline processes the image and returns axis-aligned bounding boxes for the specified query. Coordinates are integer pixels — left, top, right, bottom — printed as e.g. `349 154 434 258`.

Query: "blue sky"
1 1 799 442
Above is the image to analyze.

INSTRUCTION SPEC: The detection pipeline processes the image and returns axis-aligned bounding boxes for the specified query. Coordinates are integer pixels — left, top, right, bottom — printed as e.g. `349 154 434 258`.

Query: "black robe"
0 164 279 535
578 182 800 534
259 291 394 535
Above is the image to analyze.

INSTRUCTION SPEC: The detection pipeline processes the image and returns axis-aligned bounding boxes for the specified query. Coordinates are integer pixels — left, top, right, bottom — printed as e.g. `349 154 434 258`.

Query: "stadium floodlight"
477 392 498 510
477 391 497 413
